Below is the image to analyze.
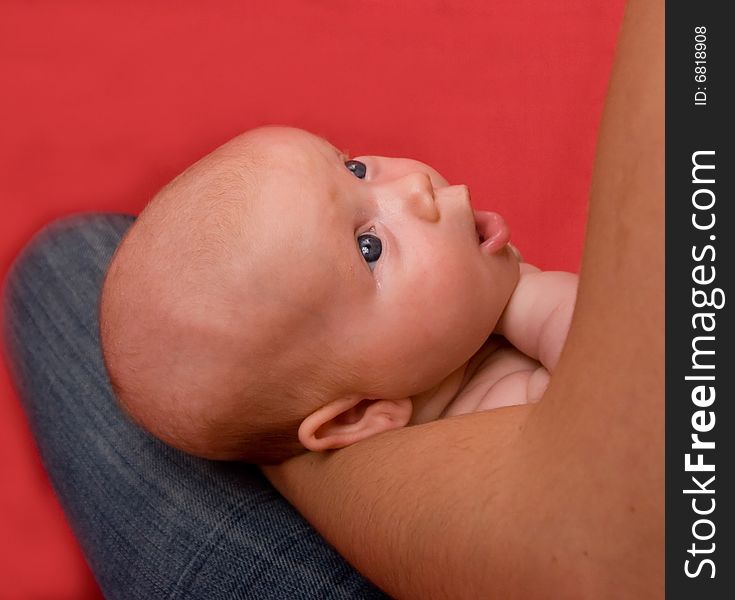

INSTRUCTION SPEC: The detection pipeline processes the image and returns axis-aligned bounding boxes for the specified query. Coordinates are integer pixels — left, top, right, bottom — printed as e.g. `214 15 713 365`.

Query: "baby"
99 125 577 464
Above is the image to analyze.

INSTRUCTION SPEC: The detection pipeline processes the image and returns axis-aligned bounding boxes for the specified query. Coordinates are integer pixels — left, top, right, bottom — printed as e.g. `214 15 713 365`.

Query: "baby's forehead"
159 127 334 232
242 126 337 172
240 130 342 219
232 134 358 301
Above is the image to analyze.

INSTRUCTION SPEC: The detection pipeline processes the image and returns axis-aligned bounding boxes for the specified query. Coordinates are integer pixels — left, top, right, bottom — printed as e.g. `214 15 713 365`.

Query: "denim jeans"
3 214 389 600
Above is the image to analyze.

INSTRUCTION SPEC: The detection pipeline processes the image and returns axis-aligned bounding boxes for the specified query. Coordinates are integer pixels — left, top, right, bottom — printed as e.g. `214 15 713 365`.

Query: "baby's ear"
298 396 412 452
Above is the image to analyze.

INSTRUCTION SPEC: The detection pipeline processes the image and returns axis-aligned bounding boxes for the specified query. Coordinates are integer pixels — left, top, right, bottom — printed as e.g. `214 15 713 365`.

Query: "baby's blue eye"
358 233 382 271
345 160 367 179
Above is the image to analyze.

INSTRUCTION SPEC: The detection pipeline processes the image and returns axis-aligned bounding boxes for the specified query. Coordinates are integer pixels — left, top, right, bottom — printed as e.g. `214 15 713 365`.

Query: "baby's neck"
409 336 499 425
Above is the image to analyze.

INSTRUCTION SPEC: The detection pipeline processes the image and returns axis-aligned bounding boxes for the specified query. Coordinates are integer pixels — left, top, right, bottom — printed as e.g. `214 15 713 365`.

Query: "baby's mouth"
473 210 491 245
473 210 510 255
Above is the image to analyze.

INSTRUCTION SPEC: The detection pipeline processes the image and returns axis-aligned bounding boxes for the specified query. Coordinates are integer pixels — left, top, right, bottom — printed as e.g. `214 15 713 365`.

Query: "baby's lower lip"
473 210 489 244
473 210 500 253
473 210 511 255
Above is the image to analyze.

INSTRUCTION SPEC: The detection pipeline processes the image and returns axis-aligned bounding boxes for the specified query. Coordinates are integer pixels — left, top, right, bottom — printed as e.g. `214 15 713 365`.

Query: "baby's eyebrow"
315 135 348 162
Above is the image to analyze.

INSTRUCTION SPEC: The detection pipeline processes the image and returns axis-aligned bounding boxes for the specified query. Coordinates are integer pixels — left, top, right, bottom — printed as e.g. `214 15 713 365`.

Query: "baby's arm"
447 267 578 415
496 264 578 373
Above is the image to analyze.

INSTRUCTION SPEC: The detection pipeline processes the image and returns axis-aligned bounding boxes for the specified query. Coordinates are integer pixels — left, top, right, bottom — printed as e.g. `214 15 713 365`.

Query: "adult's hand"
263 0 663 597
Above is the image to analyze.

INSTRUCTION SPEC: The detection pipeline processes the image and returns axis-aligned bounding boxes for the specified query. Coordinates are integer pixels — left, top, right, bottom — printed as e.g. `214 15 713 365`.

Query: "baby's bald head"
101 126 519 463
100 130 338 463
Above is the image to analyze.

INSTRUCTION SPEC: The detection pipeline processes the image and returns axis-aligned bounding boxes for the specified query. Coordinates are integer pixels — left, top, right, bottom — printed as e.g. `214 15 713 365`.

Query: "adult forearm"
264 406 555 599
518 0 664 592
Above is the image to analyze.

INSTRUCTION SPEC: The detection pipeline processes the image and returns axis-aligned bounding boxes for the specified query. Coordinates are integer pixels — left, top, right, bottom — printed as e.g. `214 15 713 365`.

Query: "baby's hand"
496 265 578 373
527 366 551 404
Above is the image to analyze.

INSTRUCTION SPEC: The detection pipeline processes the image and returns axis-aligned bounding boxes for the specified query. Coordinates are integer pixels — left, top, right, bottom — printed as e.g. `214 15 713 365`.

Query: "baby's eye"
345 159 367 179
357 233 382 271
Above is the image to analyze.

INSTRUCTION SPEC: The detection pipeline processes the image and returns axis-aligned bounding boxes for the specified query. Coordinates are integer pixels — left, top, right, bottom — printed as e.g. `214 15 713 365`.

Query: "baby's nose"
391 172 439 222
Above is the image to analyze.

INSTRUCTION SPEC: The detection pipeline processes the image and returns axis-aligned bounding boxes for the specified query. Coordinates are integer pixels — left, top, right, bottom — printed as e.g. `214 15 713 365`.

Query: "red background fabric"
0 1 624 597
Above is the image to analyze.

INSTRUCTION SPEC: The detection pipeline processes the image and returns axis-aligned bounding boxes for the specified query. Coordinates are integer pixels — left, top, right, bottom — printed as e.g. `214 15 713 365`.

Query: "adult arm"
263 0 663 597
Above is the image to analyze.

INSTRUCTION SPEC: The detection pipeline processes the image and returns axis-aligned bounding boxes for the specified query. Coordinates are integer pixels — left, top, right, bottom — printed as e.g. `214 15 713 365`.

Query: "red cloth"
0 1 624 597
